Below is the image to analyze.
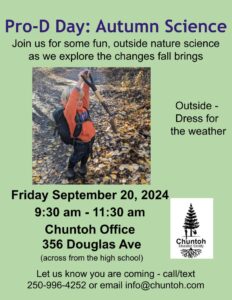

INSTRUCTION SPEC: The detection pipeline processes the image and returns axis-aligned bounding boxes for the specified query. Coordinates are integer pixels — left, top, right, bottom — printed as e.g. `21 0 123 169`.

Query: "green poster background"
0 0 231 299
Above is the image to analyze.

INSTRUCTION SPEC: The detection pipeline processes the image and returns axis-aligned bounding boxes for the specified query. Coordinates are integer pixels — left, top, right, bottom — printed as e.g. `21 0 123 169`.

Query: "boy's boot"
66 162 75 179
79 163 87 176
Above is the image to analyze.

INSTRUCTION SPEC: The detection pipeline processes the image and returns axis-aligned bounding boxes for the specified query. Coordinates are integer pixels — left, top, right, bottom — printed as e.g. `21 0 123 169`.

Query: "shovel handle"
94 90 104 102
94 90 117 133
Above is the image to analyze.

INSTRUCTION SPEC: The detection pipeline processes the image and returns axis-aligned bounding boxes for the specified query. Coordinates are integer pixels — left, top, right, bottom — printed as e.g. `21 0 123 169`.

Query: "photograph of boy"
32 67 150 184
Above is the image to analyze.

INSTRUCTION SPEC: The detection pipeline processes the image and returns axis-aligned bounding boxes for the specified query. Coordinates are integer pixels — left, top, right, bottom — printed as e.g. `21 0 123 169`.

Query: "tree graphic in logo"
180 203 202 258
183 203 200 238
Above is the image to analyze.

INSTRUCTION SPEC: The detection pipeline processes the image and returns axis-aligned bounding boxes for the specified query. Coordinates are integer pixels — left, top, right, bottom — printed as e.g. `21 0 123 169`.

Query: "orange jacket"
82 82 90 110
64 86 95 142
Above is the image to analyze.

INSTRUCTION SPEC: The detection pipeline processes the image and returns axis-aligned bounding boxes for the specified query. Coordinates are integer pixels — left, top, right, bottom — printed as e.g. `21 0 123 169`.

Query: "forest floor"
32 68 150 184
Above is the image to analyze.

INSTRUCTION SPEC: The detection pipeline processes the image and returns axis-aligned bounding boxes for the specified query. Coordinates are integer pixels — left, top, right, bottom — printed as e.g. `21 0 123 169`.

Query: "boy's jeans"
69 138 94 168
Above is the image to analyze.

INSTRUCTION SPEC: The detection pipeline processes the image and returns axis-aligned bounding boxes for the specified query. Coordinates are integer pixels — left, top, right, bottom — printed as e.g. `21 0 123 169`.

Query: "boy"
62 70 95 179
